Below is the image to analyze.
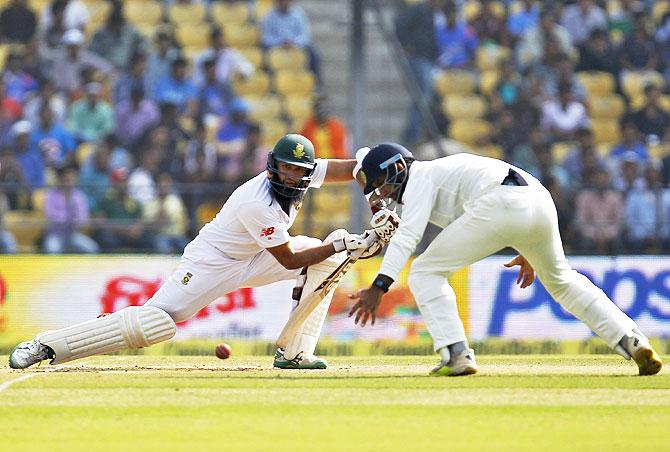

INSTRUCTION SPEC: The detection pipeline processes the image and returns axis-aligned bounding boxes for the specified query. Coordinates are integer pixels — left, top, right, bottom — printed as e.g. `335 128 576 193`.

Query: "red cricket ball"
215 343 232 360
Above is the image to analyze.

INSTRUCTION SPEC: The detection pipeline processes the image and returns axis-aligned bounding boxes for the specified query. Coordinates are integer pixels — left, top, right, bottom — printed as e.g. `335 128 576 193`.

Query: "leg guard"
38 306 176 365
281 230 348 360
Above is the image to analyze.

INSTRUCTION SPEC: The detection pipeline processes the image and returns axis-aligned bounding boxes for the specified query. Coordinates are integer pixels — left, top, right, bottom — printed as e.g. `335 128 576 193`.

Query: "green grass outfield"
1 355 668 452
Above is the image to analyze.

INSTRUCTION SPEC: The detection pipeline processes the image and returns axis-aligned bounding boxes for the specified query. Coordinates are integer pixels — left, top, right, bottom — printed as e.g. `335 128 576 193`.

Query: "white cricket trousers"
145 236 320 322
407 184 636 351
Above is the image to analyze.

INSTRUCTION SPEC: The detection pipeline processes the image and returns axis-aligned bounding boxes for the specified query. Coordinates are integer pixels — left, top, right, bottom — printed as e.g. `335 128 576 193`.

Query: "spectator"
23 78 66 127
43 165 99 254
216 97 250 168
115 85 160 149
142 173 189 254
574 166 624 253
563 127 606 189
99 134 132 172
576 28 619 75
89 5 146 71
146 26 179 96
507 0 540 41
114 52 151 104
619 12 659 83
193 26 253 88
395 0 442 145
517 8 574 70
51 28 114 95
539 52 588 103
541 80 590 141
656 12 670 87
2 49 38 103
10 120 44 189
532 141 571 192
630 83 670 142
182 121 218 183
0 191 17 253
0 80 22 144
238 123 269 181
471 0 510 47
435 0 478 69
154 57 198 118
491 108 526 159
491 59 523 113
94 167 151 252
0 0 37 44
67 82 115 142
0 146 29 209
127 147 159 206
624 163 663 252
40 0 89 31
261 0 322 83
300 96 349 159
610 119 649 162
560 0 607 46
79 142 111 211
37 0 67 66
31 103 77 168
613 151 645 195
197 57 236 118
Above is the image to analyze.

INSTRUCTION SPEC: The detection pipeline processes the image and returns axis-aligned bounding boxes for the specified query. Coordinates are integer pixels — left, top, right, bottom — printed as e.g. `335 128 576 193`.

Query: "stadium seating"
442 95 488 119
4 210 44 252
247 94 283 123
266 47 308 72
232 70 271 96
273 69 316 97
551 142 575 165
176 23 210 48
125 1 162 27
211 2 250 26
576 71 615 98
223 23 260 47
588 94 626 120
169 3 206 25
591 119 621 146
237 46 264 68
284 95 314 126
622 71 666 99
479 69 500 96
434 69 476 97
448 119 491 146
261 119 289 148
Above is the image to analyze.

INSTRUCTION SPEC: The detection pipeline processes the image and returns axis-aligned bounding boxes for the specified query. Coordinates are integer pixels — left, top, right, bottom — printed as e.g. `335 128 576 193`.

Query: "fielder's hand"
333 231 378 254
504 255 536 289
348 286 383 326
370 209 400 243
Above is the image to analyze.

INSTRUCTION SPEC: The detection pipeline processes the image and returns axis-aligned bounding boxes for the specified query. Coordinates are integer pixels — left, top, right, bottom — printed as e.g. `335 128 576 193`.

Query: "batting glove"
370 209 400 243
333 231 378 254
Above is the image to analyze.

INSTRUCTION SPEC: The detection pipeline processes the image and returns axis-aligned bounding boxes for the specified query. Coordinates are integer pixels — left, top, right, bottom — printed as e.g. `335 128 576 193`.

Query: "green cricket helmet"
267 134 316 199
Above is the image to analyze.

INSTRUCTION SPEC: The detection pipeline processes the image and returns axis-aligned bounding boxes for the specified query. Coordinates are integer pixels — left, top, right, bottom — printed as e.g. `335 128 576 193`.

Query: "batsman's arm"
323 159 357 183
267 241 340 270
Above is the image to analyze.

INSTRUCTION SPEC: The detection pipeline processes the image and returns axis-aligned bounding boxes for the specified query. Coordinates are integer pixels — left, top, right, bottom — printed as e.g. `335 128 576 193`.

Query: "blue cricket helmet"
360 143 414 195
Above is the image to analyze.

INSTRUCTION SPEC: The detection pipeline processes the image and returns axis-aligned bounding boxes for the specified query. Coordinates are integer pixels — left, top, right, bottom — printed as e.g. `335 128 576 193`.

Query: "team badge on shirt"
182 272 193 285
260 227 275 238
293 143 305 159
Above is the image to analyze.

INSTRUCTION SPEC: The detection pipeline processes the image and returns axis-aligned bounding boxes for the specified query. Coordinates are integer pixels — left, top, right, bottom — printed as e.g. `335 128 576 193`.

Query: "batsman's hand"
504 255 536 289
370 208 400 243
333 231 378 254
348 286 384 326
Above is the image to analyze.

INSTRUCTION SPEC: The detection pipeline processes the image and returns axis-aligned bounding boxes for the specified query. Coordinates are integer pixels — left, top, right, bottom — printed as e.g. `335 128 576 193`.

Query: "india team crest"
293 143 305 159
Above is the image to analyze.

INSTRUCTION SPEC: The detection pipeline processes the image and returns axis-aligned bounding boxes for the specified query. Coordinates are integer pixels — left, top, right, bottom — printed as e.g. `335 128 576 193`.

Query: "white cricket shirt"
184 159 327 261
378 153 539 281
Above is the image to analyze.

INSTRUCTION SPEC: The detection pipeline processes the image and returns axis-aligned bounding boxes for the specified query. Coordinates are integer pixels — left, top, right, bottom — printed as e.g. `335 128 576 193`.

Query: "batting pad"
281 230 349 359
38 306 176 365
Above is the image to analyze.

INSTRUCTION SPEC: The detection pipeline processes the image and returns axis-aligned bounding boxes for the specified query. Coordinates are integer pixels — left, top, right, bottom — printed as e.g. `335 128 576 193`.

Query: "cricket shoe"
430 348 478 377
624 330 663 376
9 339 54 369
273 348 328 369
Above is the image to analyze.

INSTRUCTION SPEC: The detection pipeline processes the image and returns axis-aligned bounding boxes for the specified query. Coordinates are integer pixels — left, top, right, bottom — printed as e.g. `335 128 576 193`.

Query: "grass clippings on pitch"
0 355 668 452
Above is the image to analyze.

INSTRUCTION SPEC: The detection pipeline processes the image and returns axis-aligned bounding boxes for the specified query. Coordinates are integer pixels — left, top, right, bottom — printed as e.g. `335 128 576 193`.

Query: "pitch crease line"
0 361 89 394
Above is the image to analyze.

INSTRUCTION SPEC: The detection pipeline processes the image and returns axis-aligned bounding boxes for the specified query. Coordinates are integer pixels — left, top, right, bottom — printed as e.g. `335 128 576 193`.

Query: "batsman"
9 134 397 370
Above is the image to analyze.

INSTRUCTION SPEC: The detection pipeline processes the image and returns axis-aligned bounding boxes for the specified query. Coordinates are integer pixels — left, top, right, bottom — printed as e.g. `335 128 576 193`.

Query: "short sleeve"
308 158 328 188
237 202 290 248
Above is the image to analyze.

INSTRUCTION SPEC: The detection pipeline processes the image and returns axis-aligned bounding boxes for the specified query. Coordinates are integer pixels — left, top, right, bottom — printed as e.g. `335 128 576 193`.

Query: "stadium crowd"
0 0 669 256
0 0 350 254
398 0 670 255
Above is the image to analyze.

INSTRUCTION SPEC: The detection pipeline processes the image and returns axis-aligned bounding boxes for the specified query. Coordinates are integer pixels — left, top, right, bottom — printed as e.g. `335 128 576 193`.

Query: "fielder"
348 143 663 376
9 134 394 370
